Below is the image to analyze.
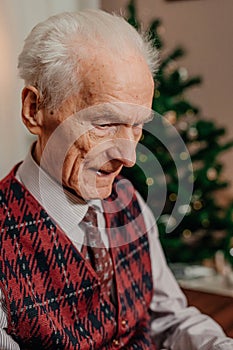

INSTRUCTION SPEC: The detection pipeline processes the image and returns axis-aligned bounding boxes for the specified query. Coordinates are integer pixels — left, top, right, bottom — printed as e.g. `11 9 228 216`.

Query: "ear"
21 86 44 135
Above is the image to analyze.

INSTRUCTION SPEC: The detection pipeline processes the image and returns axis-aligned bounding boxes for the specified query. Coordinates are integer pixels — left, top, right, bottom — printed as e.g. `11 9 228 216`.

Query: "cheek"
62 135 91 177
73 134 92 158
88 128 116 141
84 129 115 157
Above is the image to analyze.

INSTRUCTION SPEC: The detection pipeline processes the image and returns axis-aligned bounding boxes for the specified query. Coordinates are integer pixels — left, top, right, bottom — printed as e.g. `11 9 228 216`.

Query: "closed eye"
94 123 119 129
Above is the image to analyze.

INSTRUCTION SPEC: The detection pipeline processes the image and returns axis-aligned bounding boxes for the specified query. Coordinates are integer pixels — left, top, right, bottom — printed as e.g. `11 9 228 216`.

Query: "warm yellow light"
146 177 154 186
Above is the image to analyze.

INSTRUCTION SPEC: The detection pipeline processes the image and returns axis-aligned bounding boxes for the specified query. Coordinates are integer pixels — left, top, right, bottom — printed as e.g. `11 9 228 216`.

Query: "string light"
178 205 191 215
165 60 177 74
139 154 148 163
154 90 160 98
188 127 198 140
193 201 202 210
183 229 192 238
169 193 177 202
179 67 188 81
189 174 195 183
178 121 188 131
180 152 189 160
207 168 217 181
167 216 177 229
202 218 210 227
186 109 195 118
146 177 154 186
165 110 177 125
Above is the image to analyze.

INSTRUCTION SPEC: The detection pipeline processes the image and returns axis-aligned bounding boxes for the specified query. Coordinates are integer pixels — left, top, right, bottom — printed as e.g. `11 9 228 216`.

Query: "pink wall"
0 0 100 179
101 0 233 196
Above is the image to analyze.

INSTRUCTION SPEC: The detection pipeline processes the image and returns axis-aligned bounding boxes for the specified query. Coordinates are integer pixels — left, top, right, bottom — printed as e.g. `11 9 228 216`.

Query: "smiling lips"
95 164 122 177
96 168 120 177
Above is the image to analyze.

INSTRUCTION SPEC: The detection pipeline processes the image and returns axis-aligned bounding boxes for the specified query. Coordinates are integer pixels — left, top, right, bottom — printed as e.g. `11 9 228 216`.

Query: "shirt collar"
17 144 103 235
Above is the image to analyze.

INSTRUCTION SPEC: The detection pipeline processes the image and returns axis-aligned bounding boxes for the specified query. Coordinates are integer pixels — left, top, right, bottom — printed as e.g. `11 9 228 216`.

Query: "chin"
69 171 116 200
73 183 113 200
96 187 113 200
88 187 113 200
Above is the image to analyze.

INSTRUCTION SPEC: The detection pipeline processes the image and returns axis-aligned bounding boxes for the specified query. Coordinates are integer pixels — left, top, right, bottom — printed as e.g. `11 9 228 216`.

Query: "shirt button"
113 339 120 347
121 319 127 327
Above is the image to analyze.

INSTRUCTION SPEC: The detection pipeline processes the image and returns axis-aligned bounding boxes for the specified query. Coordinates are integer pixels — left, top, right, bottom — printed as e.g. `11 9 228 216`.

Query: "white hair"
18 9 159 110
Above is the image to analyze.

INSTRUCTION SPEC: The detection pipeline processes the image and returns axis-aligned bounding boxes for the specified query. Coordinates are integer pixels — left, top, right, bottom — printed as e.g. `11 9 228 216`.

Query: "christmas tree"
122 0 233 266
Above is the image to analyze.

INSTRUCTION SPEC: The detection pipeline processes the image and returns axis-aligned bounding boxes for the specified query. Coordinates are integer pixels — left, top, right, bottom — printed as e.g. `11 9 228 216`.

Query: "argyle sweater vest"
0 166 155 350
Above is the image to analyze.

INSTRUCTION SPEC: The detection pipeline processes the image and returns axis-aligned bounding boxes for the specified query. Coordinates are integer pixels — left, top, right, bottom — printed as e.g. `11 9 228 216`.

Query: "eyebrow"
89 107 154 125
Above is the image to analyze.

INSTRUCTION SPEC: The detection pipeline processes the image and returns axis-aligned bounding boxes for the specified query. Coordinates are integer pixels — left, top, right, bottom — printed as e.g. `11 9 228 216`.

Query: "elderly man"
0 9 232 350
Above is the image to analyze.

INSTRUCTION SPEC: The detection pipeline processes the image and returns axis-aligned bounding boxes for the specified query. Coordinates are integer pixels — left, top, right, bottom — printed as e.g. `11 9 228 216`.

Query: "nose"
115 125 139 168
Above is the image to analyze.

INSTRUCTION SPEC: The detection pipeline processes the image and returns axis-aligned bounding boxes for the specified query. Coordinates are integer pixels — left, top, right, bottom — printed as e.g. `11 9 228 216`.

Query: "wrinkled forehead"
74 102 155 125
77 48 154 109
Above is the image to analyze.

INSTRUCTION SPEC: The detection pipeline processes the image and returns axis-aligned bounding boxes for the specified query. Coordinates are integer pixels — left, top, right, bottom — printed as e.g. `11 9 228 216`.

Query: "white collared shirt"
0 150 232 350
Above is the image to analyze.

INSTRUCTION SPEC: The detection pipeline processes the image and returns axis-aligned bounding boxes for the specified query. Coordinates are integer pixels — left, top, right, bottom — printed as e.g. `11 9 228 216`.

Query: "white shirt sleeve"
0 289 20 350
136 191 233 350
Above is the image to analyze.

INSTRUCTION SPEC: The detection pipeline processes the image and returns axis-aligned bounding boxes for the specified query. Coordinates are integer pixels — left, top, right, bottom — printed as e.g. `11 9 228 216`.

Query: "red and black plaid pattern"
0 166 156 349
